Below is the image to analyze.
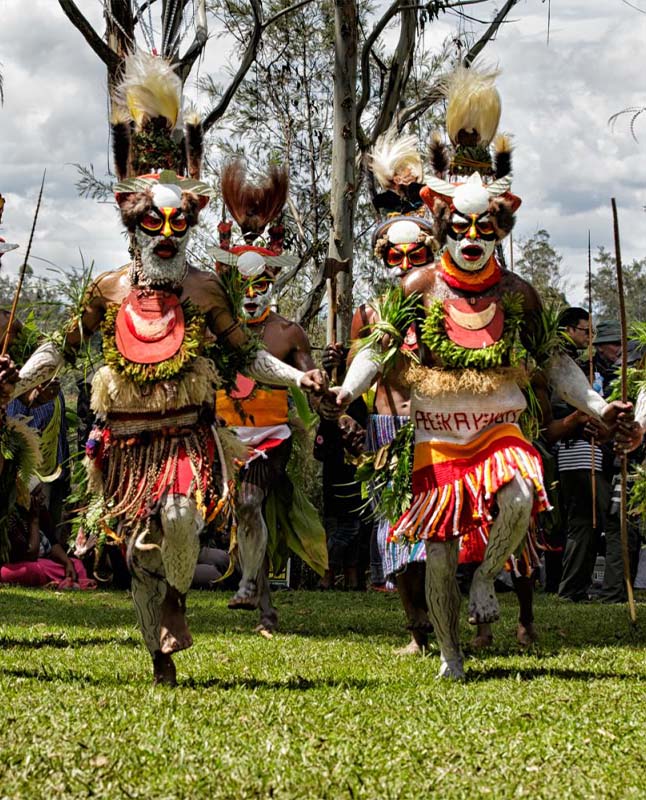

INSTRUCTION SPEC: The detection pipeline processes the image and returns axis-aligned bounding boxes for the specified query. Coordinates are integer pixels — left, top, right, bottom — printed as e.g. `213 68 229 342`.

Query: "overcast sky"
0 0 644 310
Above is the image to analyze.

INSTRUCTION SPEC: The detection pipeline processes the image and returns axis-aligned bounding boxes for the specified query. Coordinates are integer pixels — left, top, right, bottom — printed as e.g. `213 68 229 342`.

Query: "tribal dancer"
210 162 327 632
14 54 325 684
330 65 632 679
351 130 437 653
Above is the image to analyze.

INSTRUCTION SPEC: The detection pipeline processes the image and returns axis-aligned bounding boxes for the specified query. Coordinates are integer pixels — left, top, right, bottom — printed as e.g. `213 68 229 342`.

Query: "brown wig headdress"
208 160 298 277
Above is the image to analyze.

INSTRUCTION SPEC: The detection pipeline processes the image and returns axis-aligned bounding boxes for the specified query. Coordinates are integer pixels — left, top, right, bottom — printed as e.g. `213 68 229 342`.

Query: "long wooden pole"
588 230 597 530
1 171 46 357
611 197 637 625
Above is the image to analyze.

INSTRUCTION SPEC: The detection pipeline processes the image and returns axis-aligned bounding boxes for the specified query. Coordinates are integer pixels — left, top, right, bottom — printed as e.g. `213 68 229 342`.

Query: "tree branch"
462 0 520 65
58 0 120 71
177 0 209 82
356 0 401 137
202 0 263 133
367 3 417 147
202 0 316 133
396 0 520 130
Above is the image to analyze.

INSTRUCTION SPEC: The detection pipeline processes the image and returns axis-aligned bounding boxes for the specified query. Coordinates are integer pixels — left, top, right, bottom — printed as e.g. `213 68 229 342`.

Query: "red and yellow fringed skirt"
389 423 549 557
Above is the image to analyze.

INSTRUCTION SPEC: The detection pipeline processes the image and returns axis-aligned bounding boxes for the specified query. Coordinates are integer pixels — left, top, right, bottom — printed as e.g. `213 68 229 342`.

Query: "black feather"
185 121 203 180
494 149 512 179
429 137 450 178
112 121 131 181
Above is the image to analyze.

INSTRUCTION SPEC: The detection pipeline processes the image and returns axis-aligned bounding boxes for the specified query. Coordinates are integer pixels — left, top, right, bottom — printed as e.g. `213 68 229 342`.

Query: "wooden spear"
1 171 46 357
588 230 597 530
611 197 637 624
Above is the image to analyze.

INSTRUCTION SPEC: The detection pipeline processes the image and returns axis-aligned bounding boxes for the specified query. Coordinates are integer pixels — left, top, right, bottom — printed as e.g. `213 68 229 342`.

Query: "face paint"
383 242 432 277
445 210 496 273
242 274 274 321
133 224 190 287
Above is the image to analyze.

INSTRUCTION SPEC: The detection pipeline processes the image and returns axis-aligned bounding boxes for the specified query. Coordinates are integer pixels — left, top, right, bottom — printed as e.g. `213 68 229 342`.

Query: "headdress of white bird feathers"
370 129 423 191
109 51 206 183
419 63 521 236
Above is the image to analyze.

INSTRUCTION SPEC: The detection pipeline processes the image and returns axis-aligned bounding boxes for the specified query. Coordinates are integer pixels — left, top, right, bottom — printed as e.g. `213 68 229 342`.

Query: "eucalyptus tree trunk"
326 0 357 346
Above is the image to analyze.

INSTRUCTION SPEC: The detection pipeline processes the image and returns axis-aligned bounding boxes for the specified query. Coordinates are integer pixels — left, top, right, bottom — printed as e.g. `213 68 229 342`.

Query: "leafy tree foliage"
515 229 568 306
587 246 646 326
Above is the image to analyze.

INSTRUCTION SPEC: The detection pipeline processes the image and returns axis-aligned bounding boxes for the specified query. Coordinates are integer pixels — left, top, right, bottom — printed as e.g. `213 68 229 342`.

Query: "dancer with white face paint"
326 65 634 679
14 54 327 685
210 162 328 630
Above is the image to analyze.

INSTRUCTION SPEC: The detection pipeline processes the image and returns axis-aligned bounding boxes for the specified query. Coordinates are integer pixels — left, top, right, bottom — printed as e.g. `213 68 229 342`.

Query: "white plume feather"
115 52 182 130
369 129 423 190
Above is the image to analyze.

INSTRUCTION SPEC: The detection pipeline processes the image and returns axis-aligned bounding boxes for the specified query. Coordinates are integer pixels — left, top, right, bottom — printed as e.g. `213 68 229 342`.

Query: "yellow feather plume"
115 51 182 130
443 64 501 147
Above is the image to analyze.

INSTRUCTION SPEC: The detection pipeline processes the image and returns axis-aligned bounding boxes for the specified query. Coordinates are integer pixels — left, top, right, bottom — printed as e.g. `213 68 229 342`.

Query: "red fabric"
0 557 92 589
412 436 542 494
149 436 216 505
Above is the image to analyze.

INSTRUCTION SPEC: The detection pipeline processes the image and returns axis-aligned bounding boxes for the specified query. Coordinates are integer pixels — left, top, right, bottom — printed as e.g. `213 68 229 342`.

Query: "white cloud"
0 0 644 314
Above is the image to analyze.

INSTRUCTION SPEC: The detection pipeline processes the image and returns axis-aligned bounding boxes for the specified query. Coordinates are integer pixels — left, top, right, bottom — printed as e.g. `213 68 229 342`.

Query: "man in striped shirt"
555 310 615 601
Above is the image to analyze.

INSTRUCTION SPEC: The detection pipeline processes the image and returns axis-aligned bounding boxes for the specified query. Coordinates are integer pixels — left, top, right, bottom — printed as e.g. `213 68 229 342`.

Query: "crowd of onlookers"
0 304 644 607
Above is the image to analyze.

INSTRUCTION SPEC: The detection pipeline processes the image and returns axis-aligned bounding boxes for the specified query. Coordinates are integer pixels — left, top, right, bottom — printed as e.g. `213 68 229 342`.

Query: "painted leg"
512 571 538 645
127 531 176 686
425 540 463 679
471 623 494 649
159 494 204 655
396 562 432 655
256 557 278 635
229 482 267 610
468 475 534 625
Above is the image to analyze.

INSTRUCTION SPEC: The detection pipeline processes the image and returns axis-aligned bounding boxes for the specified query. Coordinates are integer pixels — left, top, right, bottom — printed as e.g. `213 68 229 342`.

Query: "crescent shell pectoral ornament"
446 300 496 331
443 296 505 349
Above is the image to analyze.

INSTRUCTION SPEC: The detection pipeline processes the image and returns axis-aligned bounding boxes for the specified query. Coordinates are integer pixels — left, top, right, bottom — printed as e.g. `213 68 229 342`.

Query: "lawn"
1 586 645 799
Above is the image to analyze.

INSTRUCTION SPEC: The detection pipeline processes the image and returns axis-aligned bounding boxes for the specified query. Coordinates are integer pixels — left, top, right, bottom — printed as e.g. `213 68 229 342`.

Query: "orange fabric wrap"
216 387 289 427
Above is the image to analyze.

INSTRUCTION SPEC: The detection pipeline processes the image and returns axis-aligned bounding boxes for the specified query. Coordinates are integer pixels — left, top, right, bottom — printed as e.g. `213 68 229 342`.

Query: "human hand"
318 386 350 420
64 560 78 583
322 343 348 375
0 354 19 405
299 369 328 394
338 414 365 456
601 400 633 427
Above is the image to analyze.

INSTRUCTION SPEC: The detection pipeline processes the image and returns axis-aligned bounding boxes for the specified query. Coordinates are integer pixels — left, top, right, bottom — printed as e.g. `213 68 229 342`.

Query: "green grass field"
1 587 645 799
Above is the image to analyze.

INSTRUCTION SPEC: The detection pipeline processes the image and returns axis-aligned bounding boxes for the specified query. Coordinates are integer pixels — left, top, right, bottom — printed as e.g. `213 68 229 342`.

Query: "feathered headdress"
208 160 298 277
110 51 204 181
369 129 426 218
427 63 512 181
370 129 423 191
422 64 520 237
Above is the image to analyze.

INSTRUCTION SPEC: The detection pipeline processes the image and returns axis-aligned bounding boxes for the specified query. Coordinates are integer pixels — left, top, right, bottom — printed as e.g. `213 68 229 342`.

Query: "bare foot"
160 587 193 654
471 623 494 650
516 622 538 647
395 638 425 656
228 580 260 610
153 651 177 686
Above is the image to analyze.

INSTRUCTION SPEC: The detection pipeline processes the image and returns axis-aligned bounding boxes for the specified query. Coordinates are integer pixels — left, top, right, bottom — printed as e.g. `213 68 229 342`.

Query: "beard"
132 229 190 287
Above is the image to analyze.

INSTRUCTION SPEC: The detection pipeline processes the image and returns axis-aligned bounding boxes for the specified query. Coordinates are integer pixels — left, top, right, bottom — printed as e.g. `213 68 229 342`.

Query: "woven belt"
107 408 200 437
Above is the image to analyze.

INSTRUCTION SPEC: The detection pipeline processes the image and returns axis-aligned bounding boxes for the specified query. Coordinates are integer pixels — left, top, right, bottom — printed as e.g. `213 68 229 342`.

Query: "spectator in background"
314 343 368 590
0 482 93 589
7 378 70 533
552 309 612 601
